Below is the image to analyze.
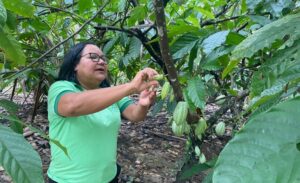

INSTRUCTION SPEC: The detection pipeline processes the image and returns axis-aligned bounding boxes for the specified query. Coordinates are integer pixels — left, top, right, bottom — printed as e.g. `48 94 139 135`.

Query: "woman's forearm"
128 104 149 123
58 83 135 117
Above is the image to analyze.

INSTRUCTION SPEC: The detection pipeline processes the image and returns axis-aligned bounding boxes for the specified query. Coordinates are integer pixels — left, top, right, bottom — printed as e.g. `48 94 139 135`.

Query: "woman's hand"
130 68 159 94
138 89 156 107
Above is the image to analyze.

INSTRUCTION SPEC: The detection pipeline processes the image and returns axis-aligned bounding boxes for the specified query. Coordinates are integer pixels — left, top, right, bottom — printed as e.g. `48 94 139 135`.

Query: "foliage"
213 97 300 183
0 0 300 182
0 125 44 183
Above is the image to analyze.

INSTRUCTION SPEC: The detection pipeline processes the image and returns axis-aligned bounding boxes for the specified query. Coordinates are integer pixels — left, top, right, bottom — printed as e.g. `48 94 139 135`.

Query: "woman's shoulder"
50 80 76 87
49 80 79 92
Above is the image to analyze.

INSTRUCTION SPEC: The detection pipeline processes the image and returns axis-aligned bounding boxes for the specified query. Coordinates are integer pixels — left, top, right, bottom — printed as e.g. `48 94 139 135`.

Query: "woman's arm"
57 68 158 117
58 83 134 117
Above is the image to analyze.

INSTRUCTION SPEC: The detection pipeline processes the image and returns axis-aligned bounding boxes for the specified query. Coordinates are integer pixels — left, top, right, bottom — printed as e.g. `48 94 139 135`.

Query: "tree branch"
201 15 241 27
94 25 165 70
153 0 183 102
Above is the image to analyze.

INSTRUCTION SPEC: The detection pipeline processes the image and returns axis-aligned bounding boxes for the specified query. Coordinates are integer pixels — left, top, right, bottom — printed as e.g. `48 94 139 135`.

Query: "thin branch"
34 3 85 22
201 15 241 27
35 2 78 16
7 4 108 79
94 25 138 37
94 25 164 69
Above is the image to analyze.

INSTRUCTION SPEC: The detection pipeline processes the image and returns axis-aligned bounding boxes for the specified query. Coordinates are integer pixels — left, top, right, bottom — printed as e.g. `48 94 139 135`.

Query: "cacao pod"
161 81 171 100
195 118 207 137
183 122 191 134
171 122 184 136
199 153 206 164
173 101 188 125
153 74 164 81
215 122 225 136
195 146 201 156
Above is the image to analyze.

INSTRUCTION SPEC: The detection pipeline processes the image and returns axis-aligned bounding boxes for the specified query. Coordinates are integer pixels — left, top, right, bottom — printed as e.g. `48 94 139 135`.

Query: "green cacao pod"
161 81 171 99
195 118 207 137
199 153 206 164
173 101 189 125
183 122 191 134
195 146 201 156
215 122 225 136
171 122 184 136
153 74 164 81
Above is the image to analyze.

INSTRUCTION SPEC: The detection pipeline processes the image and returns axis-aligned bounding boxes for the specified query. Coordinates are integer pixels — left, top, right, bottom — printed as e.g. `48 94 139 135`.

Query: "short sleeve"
117 97 134 113
48 81 77 116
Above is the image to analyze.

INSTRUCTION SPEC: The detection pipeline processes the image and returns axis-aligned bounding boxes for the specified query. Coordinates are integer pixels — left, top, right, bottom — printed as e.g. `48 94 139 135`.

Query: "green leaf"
78 0 93 13
103 36 120 55
183 88 196 112
3 0 35 18
187 77 206 110
0 0 7 26
232 13 300 60
297 143 300 152
0 27 26 66
128 6 147 26
250 39 300 97
202 30 230 55
0 114 69 157
202 46 234 70
118 0 126 12
179 162 211 180
171 34 200 59
213 97 300 183
225 32 245 45
0 99 22 133
241 0 247 13
195 7 215 19
5 10 17 30
248 15 272 26
0 124 44 183
222 60 239 79
167 23 206 38
121 37 141 66
0 98 18 113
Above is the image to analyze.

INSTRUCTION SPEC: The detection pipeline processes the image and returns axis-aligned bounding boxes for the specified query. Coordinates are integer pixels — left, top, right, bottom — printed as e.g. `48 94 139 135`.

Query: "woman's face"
75 44 108 88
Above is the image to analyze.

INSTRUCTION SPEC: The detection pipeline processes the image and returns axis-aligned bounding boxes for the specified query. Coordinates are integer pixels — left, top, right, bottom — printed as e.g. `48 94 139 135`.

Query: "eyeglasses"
81 53 109 64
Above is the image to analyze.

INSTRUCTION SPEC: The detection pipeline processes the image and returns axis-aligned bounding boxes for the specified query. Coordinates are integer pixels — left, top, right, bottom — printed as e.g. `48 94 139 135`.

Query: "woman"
47 42 158 183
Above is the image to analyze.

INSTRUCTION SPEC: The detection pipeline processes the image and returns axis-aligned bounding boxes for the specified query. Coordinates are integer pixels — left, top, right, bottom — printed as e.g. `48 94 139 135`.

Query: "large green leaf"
3 0 34 18
187 77 206 110
0 99 18 113
0 114 69 158
103 36 120 55
5 10 17 30
0 27 26 66
0 124 44 183
128 6 147 26
232 12 300 60
0 0 7 26
171 33 200 60
0 99 23 133
213 97 300 183
121 37 141 66
78 0 93 13
202 30 230 55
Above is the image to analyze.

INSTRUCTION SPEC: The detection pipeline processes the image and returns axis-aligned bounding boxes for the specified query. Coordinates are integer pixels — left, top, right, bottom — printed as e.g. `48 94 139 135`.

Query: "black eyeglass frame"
81 53 109 64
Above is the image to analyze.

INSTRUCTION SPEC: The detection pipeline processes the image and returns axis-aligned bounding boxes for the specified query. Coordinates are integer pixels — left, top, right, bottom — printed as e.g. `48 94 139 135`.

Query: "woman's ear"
74 65 78 71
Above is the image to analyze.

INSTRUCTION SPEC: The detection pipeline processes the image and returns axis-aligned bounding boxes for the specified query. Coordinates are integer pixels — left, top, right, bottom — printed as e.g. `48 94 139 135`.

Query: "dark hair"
57 42 110 88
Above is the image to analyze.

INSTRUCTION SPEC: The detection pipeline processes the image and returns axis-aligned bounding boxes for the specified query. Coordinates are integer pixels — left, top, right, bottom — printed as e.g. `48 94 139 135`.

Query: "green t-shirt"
47 81 133 183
